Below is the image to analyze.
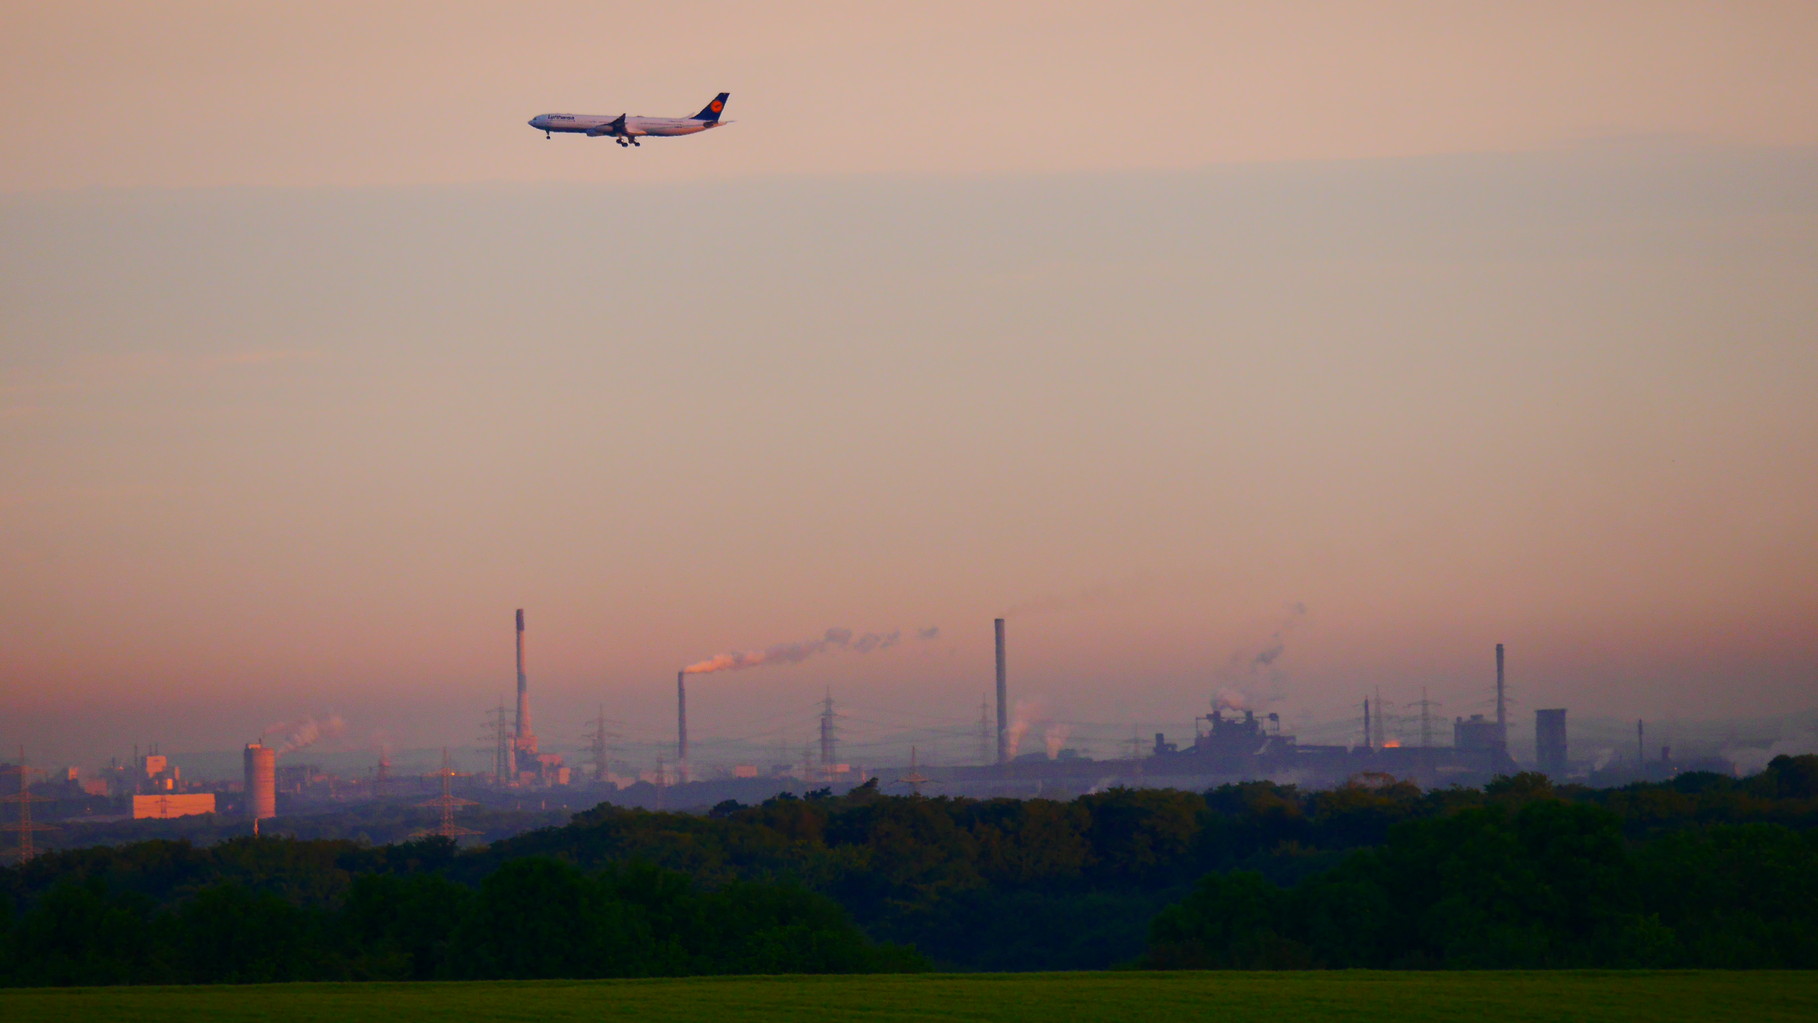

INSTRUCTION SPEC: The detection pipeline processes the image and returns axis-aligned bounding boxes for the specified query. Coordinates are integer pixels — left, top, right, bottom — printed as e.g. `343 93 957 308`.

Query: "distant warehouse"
131 793 217 819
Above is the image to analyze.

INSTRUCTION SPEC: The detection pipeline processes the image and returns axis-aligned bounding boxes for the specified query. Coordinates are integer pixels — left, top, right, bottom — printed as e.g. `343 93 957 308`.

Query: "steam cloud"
684 625 939 675
1216 601 1308 708
1007 697 1072 760
262 714 346 755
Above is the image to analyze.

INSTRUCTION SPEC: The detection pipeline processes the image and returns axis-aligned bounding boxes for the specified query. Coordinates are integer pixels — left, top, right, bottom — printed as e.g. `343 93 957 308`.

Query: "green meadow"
4 971 1815 1023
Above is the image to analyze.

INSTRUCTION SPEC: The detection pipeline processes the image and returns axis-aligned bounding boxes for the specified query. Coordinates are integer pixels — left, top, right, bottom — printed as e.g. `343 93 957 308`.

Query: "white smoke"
262 714 346 755
1005 697 1041 758
1215 601 1308 706
1726 728 1818 775
685 625 937 675
1007 697 1074 759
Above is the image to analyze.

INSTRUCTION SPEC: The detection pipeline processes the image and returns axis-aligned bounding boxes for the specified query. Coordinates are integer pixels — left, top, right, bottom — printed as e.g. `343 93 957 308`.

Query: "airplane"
528 93 732 147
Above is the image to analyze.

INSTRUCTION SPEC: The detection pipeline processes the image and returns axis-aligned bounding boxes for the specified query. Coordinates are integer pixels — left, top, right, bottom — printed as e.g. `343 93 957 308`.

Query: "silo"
243 742 276 820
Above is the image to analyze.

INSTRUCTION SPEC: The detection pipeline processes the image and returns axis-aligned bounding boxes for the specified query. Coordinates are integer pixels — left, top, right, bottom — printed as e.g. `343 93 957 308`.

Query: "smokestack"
1637 719 1645 763
677 671 688 784
1495 643 1506 735
514 609 529 740
1363 698 1372 751
243 742 276 821
510 609 535 775
994 618 1008 766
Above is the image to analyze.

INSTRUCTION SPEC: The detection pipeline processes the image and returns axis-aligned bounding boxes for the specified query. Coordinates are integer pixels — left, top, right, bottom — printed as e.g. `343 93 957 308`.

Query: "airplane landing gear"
629 138 641 146
545 131 551 139
615 138 629 147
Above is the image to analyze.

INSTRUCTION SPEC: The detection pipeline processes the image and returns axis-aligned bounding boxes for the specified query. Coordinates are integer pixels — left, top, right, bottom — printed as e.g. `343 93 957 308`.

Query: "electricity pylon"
896 746 932 796
3 747 57 863
415 748 480 840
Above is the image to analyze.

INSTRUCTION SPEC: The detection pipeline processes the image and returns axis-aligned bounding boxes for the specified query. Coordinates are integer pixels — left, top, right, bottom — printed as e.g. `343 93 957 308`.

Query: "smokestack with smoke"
1044 722 1071 760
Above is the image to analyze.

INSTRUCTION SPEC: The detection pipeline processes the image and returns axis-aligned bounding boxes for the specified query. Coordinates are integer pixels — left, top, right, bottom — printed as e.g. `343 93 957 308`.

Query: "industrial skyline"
7 614 1803 799
4 620 1754 850
4 4 1816 764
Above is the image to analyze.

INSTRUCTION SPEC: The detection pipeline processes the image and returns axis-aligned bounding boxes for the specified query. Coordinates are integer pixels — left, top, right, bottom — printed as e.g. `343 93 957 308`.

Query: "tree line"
0 850 922 985
2 754 1814 982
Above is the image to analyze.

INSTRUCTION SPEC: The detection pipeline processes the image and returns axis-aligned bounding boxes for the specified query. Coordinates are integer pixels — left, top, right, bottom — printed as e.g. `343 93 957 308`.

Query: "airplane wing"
585 114 628 137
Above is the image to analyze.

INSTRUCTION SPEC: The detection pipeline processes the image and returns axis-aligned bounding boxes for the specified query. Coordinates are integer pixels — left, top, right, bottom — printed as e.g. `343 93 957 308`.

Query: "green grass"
4 971 1815 1023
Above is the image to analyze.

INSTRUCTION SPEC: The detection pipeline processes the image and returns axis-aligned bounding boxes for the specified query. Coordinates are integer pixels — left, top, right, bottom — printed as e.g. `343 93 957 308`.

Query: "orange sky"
2 3 1816 767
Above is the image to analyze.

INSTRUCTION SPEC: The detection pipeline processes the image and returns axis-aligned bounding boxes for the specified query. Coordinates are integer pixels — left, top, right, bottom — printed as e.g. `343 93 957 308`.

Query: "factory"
10 611 1745 845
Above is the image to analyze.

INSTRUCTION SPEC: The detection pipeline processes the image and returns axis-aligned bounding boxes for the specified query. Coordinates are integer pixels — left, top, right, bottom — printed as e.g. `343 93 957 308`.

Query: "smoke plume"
1007 697 1069 759
684 625 937 675
1215 601 1308 706
262 714 346 755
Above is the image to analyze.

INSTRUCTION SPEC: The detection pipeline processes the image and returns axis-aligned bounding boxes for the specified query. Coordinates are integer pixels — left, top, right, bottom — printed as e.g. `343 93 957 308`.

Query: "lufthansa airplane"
529 93 731 146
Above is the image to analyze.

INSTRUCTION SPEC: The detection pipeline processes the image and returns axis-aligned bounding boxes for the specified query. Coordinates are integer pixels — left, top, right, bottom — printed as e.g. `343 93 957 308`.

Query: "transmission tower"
584 705 621 783
1414 688 1443 749
482 699 511 786
1123 726 1144 761
3 748 58 863
896 746 932 796
415 748 480 840
1372 687 1391 748
976 696 991 766
818 690 838 775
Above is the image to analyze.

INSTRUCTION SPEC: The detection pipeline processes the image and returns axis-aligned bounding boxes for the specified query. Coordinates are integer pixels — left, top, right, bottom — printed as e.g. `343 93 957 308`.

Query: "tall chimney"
676 670 688 784
1363 698 1372 751
1494 642 1507 752
994 618 1008 766
515 609 529 738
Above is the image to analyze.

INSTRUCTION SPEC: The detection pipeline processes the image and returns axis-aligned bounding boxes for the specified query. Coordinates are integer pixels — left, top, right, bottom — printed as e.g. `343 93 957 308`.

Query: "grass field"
4 971 1815 1023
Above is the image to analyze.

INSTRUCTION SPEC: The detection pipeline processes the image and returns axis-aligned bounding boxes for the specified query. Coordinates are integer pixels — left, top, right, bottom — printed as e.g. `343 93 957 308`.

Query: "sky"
3 2 1816 771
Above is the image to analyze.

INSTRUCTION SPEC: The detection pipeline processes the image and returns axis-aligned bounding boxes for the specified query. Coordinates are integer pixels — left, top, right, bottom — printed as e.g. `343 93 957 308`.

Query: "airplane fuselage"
530 93 729 147
528 113 721 138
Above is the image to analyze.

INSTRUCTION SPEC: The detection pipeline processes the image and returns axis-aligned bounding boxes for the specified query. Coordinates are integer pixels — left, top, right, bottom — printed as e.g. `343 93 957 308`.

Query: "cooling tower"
243 742 276 820
1535 708 1567 776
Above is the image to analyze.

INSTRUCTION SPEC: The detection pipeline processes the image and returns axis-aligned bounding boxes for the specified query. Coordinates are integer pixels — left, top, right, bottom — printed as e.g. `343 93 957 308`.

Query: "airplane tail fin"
693 92 729 122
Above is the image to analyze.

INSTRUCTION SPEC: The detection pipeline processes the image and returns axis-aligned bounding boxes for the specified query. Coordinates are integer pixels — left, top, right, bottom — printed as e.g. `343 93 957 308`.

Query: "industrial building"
132 793 217 819
243 742 276 820
1536 708 1568 776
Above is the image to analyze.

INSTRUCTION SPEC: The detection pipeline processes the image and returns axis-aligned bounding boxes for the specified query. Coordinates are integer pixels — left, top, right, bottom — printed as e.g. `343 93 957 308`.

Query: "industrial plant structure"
243 742 276 820
506 609 567 786
1536 708 1568 776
